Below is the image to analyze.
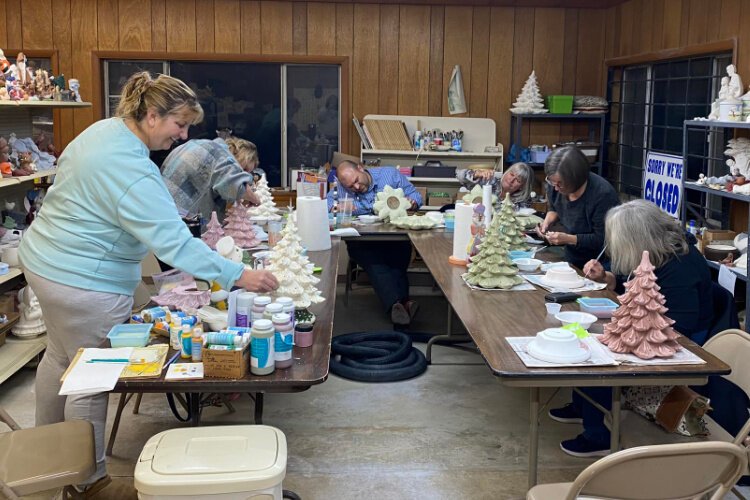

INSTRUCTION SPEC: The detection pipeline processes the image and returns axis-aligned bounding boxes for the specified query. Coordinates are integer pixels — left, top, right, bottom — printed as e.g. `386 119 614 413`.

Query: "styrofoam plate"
540 275 586 289
527 339 591 364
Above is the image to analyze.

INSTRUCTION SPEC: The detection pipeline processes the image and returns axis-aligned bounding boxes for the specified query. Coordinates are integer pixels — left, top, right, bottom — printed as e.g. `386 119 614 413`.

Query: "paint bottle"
169 321 182 350
180 326 192 359
251 319 275 375
275 297 296 333
295 324 313 348
272 312 294 369
206 332 243 346
235 292 256 327
191 327 203 362
252 296 272 322
263 302 283 322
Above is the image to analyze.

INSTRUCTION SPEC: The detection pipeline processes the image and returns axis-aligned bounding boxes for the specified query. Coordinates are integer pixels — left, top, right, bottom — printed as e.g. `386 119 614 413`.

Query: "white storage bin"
135 425 287 500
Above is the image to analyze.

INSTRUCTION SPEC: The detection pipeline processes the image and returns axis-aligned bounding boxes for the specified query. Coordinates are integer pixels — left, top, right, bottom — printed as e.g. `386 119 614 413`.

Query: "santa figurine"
9 52 32 88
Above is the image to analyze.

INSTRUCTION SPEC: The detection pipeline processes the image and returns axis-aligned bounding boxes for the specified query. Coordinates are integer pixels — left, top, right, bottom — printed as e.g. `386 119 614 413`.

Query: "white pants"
26 269 133 484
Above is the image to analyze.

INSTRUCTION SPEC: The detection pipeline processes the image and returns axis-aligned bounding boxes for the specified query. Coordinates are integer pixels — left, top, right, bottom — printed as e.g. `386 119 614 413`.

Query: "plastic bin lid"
135 425 287 495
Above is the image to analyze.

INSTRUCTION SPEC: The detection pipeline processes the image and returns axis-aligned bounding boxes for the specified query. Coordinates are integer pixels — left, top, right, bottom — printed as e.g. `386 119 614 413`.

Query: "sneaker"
391 302 410 325
548 403 583 424
560 434 609 458
405 300 419 320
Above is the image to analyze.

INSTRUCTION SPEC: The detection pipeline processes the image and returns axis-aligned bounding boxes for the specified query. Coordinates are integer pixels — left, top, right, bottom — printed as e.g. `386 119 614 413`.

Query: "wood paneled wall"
3 0 607 155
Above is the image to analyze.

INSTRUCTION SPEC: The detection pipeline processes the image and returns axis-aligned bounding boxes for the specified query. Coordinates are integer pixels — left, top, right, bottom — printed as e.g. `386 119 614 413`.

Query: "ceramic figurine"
0 48 9 74
464 204 524 290
8 52 32 88
496 193 529 251
68 78 81 102
11 285 46 338
600 250 681 359
372 185 411 222
728 64 744 101
266 214 324 309
247 175 279 220
215 235 244 263
201 211 225 249
467 204 486 261
510 71 548 114
223 204 260 248
697 173 707 185
725 138 750 178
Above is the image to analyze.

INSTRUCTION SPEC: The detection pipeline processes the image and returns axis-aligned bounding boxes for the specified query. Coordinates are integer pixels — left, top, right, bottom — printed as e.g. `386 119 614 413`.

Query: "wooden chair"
0 406 96 499
527 441 747 500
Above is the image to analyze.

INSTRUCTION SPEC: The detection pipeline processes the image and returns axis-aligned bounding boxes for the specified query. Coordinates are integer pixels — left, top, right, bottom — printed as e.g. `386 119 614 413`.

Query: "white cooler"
135 425 287 500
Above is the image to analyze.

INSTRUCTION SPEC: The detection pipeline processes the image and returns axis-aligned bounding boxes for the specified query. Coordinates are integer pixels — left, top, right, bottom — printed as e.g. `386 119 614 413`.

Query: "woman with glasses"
537 146 619 269
456 162 534 208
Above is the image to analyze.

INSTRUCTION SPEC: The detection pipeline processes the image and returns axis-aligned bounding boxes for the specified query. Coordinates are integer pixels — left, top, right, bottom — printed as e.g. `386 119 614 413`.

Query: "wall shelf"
0 100 91 108
0 169 57 189
0 334 46 385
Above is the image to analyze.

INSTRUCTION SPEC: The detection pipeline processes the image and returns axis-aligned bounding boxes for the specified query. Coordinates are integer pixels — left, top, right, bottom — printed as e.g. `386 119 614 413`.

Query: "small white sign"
719 264 737 296
642 151 683 218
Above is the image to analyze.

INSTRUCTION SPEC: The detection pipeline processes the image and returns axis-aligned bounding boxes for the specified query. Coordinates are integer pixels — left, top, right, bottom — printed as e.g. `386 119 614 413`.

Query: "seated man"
327 160 422 326
162 136 260 227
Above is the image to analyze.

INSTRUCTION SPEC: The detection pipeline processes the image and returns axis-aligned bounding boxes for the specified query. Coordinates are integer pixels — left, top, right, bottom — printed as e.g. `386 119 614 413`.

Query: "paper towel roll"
482 184 493 229
296 196 331 251
451 202 476 264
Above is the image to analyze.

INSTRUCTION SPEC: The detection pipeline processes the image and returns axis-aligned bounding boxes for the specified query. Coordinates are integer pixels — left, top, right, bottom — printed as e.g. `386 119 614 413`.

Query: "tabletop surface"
114 239 341 393
408 231 730 381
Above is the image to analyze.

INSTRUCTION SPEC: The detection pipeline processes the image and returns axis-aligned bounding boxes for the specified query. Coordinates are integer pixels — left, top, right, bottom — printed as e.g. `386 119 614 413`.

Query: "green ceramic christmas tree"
465 211 524 289
494 193 528 251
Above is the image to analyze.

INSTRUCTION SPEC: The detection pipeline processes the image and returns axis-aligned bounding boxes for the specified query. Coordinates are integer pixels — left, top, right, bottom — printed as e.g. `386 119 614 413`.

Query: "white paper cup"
545 303 562 316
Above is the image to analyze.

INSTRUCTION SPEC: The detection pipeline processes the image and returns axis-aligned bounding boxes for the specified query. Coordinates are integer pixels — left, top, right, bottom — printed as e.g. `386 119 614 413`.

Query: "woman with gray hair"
551 199 714 458
537 146 619 269
456 162 534 207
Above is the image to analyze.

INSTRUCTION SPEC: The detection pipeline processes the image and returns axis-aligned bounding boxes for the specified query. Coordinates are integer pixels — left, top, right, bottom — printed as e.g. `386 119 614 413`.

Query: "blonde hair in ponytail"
115 71 203 124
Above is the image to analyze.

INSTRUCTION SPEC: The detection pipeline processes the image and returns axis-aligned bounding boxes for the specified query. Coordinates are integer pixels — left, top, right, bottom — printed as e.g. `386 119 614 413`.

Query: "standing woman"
19 72 278 496
537 146 619 269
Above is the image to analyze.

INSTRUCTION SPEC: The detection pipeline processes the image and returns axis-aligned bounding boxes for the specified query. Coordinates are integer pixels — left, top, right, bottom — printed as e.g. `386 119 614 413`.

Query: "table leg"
189 393 201 426
254 392 264 424
106 392 133 456
528 387 540 489
610 387 621 453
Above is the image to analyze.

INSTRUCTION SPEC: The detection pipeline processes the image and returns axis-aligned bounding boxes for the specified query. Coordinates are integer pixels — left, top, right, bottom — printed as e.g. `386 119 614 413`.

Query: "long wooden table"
106 240 340 452
408 230 731 488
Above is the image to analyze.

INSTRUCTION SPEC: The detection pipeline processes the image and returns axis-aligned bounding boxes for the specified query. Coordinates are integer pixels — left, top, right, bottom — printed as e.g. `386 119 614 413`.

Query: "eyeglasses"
545 175 562 188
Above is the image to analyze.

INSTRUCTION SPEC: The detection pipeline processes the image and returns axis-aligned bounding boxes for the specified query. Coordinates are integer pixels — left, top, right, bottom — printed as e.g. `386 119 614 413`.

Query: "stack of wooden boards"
355 117 412 150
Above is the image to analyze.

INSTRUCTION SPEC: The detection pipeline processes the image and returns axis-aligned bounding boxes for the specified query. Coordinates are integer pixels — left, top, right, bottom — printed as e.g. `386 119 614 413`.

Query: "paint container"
263 302 283 322
180 328 193 359
295 324 313 348
235 292 256 327
272 312 294 369
191 327 203 362
251 319 275 375
206 332 243 346
275 297 296 335
252 296 272 322
169 322 182 350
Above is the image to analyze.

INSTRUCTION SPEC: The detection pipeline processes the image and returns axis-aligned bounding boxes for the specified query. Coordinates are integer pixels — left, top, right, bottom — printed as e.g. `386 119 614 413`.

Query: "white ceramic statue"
727 64 744 101
11 285 46 338
725 138 750 178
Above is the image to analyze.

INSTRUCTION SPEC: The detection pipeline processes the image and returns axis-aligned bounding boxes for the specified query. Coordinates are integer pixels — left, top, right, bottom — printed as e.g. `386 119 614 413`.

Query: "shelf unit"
507 113 606 175
681 119 750 328
0 101 89 383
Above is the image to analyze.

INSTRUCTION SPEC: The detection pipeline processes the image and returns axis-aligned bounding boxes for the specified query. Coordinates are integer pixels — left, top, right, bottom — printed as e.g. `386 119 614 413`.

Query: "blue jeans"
346 240 412 313
572 387 612 445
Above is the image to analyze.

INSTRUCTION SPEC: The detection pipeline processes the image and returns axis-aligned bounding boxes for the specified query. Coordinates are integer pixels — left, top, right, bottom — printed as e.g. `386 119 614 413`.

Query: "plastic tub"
554 311 597 329
509 250 534 260
107 323 153 348
546 95 574 114
577 297 619 318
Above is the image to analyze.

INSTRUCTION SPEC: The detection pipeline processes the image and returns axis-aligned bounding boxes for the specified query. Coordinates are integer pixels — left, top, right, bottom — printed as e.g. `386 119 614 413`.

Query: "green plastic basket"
546 95 574 114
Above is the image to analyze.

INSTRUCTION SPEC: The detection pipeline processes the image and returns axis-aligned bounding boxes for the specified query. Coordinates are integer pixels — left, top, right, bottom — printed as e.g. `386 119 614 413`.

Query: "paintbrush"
584 244 608 280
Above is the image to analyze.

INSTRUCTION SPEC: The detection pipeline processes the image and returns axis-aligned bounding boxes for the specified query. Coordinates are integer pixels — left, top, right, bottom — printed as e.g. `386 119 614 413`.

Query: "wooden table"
408 231 731 488
106 240 340 453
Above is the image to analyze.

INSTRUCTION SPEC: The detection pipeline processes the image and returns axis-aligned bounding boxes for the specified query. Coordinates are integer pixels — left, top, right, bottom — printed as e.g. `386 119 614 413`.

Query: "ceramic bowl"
541 265 585 288
358 214 380 224
554 311 598 329
513 258 543 272
425 211 444 224
704 244 737 261
527 328 591 363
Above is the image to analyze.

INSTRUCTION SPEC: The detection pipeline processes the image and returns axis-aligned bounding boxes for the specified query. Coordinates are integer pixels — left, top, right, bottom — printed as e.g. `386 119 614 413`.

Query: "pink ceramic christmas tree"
223 204 260 249
600 250 681 359
201 211 225 250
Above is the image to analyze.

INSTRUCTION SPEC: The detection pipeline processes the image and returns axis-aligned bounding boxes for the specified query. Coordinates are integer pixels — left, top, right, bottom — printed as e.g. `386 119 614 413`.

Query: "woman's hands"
583 260 606 281
544 231 576 246
242 189 261 207
473 169 495 181
236 269 279 293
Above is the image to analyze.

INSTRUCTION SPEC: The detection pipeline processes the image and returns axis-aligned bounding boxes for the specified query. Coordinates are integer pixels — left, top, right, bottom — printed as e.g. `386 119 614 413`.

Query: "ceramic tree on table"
266 214 324 323
223 204 260 249
464 210 524 290
510 71 548 114
494 193 529 251
247 175 279 220
201 211 225 250
600 250 681 359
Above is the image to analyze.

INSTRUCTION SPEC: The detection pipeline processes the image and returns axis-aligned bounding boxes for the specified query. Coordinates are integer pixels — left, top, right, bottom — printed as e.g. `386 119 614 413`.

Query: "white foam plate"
527 339 591 364
541 275 586 289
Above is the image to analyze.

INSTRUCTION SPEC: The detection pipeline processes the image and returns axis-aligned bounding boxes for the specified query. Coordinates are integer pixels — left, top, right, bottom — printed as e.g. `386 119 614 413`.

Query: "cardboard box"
702 229 737 246
202 345 250 379
415 187 428 205
427 192 453 207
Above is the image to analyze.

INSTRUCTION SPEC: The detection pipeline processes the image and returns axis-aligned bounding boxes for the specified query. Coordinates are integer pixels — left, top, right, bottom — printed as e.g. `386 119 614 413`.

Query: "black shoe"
560 434 609 458
548 403 583 424
390 302 410 325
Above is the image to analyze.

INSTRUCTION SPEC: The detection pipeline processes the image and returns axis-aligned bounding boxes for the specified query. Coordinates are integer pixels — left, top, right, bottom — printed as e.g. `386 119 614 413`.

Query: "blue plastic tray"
576 297 618 318
106 323 153 348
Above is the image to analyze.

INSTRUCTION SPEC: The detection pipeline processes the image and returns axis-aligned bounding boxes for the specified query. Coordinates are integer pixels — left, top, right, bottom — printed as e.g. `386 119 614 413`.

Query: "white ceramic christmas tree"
201 211 225 250
223 204 260 248
465 211 524 289
510 71 548 114
247 175 279 219
266 215 324 309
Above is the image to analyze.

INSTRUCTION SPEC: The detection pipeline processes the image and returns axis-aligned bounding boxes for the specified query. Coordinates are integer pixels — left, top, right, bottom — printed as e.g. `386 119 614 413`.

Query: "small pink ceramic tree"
223 204 260 248
600 250 681 359
201 211 225 250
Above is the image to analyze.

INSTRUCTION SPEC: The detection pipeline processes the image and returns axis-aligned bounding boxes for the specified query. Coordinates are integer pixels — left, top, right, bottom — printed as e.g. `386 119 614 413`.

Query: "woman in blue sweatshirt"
19 72 278 494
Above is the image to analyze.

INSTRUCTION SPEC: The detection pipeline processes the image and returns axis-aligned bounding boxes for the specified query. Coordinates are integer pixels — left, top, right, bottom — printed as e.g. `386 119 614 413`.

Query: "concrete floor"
1 284 746 499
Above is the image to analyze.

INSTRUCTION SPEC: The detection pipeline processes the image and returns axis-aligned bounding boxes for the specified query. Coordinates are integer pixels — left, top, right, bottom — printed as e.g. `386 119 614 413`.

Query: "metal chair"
527 441 747 500
0 406 96 499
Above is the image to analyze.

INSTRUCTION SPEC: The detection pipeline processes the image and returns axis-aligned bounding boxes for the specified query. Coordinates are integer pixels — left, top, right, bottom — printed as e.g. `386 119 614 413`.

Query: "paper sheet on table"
461 273 536 291
59 347 134 396
719 264 737 295
330 228 360 237
522 273 608 292
594 335 707 366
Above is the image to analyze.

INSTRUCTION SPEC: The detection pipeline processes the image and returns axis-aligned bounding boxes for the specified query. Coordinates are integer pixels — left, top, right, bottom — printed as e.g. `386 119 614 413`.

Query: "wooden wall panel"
650 0 665 52
427 6 444 117
241 1 261 54
292 1 307 55
739 1 750 81
469 7 490 118
531 8 564 145
118 0 151 51
577 9 605 96
261 1 293 55
0 0 7 48
661 0 682 50
560 9 578 140
215 0 241 53
151 0 166 51
398 5 430 116
307 3 336 55
53 0 74 146
70 0 96 135
6 0 22 48
617 0 633 57
352 3 379 154
196 0 215 53
335 3 353 153
631 0 652 55
486 7 514 148
719 0 741 41
96 0 118 50
21 0 52 49
442 6 472 116
511 7 534 146
378 5 399 115
166 0 196 52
